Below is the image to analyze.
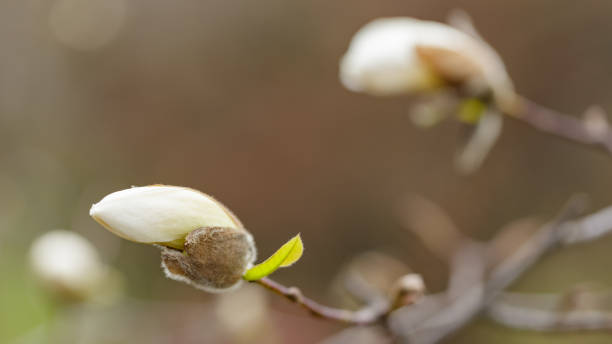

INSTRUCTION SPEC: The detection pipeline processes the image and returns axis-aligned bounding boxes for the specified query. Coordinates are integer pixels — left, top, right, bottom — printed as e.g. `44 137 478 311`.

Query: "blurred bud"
583 105 609 139
216 285 278 344
90 185 243 249
335 251 412 307
29 230 122 302
389 274 425 310
91 185 257 292
339 17 516 113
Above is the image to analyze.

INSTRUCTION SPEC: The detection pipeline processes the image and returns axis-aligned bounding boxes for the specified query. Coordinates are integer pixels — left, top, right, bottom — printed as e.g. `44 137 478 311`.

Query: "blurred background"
2 0 612 343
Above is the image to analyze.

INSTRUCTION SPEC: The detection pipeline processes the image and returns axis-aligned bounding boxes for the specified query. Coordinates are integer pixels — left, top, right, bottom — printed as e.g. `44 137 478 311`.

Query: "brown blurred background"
2 0 612 343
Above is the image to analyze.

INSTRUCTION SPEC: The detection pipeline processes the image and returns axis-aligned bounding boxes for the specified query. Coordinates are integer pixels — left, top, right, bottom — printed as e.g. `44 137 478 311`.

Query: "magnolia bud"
90 185 257 292
215 284 278 344
390 274 425 310
29 230 108 300
340 17 516 113
90 185 244 249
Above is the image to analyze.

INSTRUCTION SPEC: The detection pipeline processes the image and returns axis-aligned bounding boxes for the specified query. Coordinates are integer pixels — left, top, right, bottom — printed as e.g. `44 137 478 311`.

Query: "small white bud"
90 185 243 248
390 273 425 309
215 285 276 343
583 105 609 139
393 274 425 295
29 230 107 299
340 17 516 113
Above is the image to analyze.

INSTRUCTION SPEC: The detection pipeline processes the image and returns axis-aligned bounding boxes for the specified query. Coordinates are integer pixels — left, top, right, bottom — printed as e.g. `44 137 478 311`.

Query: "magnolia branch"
254 277 392 326
392 195 609 343
512 96 612 155
256 196 612 341
488 291 612 332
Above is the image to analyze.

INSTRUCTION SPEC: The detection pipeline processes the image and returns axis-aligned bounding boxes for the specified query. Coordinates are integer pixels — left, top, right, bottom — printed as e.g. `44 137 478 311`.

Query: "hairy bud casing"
161 226 256 292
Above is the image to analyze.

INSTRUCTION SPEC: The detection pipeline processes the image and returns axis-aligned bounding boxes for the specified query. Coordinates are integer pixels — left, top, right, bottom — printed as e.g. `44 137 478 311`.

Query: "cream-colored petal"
90 185 242 245
339 17 516 111
340 18 439 95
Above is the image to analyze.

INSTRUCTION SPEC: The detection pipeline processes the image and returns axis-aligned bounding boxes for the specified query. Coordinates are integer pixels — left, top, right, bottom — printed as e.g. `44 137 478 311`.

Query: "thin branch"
489 291 612 332
512 96 612 155
253 194 612 339
491 307 612 332
319 326 393 344
561 204 612 244
395 241 488 344
253 277 391 326
482 197 586 298
392 195 588 343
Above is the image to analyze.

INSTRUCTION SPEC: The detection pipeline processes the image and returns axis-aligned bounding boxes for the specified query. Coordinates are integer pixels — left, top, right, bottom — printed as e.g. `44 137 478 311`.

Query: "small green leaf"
243 234 303 281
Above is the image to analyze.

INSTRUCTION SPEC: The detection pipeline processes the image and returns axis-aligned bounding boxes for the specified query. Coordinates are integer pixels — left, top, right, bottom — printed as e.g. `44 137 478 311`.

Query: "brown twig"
489 291 612 332
254 277 391 325
560 204 612 244
255 194 612 341
392 195 588 344
512 96 612 154
392 241 488 344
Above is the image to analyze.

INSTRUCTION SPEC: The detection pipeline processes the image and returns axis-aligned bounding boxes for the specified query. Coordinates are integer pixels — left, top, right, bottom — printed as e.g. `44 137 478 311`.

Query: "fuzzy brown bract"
160 226 256 292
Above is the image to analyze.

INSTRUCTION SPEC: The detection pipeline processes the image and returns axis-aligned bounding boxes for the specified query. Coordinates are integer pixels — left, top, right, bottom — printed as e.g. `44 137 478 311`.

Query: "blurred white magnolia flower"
29 230 110 300
216 285 279 344
340 17 516 113
90 185 244 249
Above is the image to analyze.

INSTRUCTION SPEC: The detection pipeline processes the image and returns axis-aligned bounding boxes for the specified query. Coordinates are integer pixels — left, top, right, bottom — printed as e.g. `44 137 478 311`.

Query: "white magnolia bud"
340 17 516 113
90 185 244 248
390 274 425 310
29 230 107 299
393 274 425 295
91 185 257 292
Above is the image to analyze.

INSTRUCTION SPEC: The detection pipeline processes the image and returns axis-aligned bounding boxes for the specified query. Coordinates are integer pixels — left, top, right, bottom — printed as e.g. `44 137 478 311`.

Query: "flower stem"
253 277 390 325
512 96 612 155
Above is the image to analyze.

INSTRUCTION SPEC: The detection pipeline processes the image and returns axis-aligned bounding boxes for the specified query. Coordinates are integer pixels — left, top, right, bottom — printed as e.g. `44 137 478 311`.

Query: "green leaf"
243 234 303 281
